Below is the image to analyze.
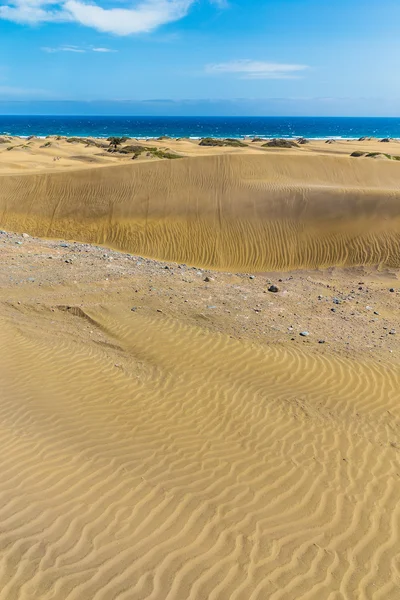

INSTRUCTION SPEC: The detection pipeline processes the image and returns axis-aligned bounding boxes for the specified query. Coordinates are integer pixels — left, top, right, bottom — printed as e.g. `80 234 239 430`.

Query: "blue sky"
0 0 400 115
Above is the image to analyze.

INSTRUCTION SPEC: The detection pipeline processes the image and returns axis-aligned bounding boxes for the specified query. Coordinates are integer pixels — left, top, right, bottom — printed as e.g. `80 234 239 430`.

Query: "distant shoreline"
2 115 400 140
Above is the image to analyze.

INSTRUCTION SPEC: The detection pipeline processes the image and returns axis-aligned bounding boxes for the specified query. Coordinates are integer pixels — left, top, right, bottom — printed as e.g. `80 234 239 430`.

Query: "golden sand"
1 136 400 271
0 137 400 599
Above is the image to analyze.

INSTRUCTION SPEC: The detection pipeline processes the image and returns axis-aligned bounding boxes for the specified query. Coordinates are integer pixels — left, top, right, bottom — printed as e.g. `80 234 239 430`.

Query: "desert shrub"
199 137 247 147
107 136 128 147
262 138 299 148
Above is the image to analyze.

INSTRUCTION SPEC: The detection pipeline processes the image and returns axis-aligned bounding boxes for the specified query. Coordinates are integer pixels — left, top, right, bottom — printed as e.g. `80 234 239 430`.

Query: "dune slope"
1 153 400 270
1 301 400 600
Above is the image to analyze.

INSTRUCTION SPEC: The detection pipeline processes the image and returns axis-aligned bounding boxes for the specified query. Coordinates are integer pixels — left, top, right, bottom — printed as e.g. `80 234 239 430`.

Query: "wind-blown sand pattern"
1 296 400 600
1 138 400 598
1 150 400 271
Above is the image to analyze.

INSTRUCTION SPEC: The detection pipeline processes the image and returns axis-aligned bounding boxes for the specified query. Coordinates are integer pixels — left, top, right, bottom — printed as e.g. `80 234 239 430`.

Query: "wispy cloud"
41 45 116 53
206 60 309 80
0 0 221 35
0 84 51 97
92 47 116 52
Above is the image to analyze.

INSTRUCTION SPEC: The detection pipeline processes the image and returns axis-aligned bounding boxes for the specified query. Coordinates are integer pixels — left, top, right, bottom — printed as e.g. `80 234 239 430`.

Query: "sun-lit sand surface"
1 135 400 271
0 137 400 599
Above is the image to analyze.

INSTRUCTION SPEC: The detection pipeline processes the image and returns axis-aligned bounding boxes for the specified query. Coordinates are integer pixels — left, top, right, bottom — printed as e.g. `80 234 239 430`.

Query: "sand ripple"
0 307 399 599
1 154 400 270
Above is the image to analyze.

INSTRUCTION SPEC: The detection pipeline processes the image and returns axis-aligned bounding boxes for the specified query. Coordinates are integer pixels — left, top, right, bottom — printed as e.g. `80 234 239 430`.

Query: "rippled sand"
0 141 400 599
1 143 400 271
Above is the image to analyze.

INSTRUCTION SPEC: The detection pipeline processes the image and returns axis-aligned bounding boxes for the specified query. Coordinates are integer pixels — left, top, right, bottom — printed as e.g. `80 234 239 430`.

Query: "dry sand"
0 137 400 599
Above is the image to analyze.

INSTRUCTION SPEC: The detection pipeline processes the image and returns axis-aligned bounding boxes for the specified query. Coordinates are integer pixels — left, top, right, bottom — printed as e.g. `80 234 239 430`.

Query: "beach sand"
0 136 399 599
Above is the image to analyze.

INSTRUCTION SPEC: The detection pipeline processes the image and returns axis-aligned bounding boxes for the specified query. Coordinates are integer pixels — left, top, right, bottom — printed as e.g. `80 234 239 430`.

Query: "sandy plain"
0 135 400 599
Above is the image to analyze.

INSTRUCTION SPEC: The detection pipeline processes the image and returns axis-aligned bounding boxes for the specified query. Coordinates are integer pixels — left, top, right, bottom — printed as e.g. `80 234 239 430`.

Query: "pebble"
389 288 395 293
22 233 30 239
204 276 211 282
300 331 309 337
389 329 396 335
131 307 137 312
333 298 341 304
249 275 255 280
59 243 69 248
268 285 279 293
318 340 326 344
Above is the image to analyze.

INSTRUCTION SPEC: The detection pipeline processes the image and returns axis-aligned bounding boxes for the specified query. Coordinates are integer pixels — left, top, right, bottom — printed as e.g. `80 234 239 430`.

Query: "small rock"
389 288 395 293
268 285 279 293
60 243 69 248
131 307 137 312
204 276 211 282
300 331 309 337
389 329 396 335
249 275 255 280
331 308 336 312
318 340 326 344
22 233 30 239
207 305 217 309
333 298 341 304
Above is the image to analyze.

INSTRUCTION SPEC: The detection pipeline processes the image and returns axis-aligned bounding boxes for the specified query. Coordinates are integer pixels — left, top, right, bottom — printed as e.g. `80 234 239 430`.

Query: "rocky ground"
1 229 399 365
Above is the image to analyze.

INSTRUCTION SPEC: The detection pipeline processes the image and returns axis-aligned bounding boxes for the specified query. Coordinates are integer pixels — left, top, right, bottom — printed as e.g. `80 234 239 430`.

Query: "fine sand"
1 136 400 271
0 137 400 599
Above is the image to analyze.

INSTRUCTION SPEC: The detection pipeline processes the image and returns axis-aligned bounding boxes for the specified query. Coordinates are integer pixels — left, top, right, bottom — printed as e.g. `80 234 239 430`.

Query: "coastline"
2 115 400 140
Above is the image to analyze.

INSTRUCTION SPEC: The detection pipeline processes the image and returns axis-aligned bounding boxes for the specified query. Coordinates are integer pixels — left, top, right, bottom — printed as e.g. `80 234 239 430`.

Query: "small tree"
107 136 128 149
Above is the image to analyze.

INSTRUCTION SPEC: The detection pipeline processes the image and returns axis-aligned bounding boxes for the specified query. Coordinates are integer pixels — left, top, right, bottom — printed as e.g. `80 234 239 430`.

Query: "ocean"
1 115 400 140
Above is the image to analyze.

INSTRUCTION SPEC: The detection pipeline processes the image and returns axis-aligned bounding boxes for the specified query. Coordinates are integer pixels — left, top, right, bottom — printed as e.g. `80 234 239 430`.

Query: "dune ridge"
1 153 400 270
1 303 400 599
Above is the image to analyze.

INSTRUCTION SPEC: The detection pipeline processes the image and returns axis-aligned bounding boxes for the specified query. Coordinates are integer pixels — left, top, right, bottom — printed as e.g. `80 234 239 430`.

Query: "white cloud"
92 47 116 52
42 44 85 52
41 44 116 52
0 0 211 34
206 60 309 80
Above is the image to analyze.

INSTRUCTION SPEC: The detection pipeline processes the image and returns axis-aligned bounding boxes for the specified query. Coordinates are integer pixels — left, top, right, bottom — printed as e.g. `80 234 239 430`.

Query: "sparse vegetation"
350 150 400 161
199 138 247 147
262 139 299 148
112 144 182 160
107 136 129 149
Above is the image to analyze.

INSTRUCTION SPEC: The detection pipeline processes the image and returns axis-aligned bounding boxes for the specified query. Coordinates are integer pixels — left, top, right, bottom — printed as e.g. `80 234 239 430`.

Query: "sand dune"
1 297 400 600
1 152 400 270
1 139 400 599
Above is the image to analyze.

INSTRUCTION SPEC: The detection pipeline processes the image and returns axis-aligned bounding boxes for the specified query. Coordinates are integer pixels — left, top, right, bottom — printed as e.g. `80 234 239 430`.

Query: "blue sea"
1 116 400 140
